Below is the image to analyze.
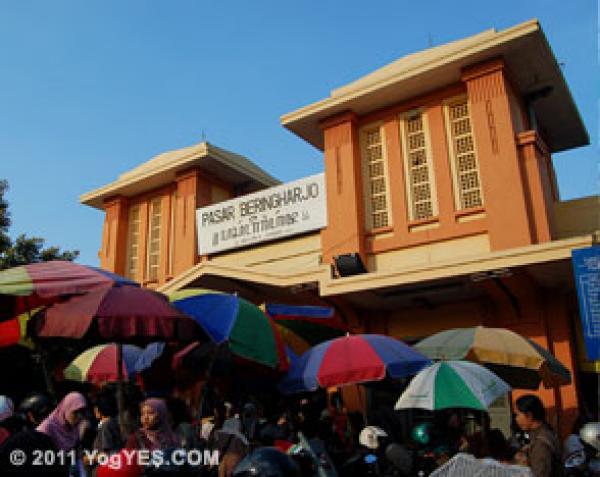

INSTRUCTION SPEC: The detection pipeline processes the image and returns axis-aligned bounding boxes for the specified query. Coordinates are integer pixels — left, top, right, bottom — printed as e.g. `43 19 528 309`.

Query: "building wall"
319 58 558 272
100 168 234 288
359 281 579 437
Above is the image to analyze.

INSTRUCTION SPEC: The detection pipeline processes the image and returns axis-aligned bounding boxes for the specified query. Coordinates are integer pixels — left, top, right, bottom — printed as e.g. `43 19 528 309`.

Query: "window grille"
125 205 141 280
447 100 483 209
362 127 391 229
403 113 436 220
146 198 162 281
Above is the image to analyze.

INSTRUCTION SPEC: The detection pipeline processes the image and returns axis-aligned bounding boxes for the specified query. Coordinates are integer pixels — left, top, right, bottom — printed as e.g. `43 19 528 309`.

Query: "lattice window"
362 127 391 230
146 198 162 281
403 113 436 220
168 191 176 277
447 99 483 209
125 205 141 280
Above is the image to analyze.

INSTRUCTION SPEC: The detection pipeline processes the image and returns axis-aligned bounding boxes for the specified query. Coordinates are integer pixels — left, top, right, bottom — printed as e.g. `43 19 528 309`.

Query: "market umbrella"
394 360 511 411
32 285 201 429
279 334 431 394
169 289 287 369
0 261 137 320
414 326 571 389
265 303 347 356
64 343 143 384
33 285 199 341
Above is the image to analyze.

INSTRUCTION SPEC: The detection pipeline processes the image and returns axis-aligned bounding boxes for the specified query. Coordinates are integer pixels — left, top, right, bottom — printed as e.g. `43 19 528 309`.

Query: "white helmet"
359 426 388 450
580 422 600 452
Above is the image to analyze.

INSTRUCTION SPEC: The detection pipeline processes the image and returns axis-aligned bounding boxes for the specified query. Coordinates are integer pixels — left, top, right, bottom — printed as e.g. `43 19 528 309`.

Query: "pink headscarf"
37 392 87 451
140 398 178 450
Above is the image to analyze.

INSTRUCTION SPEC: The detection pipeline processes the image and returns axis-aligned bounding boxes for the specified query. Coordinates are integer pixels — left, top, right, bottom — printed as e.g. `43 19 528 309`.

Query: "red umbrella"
32 285 200 341
0 261 137 320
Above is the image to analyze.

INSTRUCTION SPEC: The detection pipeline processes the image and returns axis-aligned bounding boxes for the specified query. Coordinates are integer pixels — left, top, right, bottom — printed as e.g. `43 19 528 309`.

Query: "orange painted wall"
358 280 580 438
99 196 129 273
318 58 560 272
99 168 234 287
462 59 534 250
319 112 367 266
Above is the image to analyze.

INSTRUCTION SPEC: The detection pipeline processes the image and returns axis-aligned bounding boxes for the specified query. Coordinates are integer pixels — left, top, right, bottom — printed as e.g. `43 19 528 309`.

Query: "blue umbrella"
134 342 166 373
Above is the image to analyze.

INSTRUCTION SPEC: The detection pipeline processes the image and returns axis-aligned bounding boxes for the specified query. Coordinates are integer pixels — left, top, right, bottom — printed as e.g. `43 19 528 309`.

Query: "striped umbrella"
0 261 137 320
169 289 287 369
266 303 346 356
395 360 511 411
64 343 143 384
279 334 431 394
415 326 571 389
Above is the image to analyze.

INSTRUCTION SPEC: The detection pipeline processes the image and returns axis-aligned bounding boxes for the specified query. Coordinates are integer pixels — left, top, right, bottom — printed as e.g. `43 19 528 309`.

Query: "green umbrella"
168 289 287 369
395 360 511 411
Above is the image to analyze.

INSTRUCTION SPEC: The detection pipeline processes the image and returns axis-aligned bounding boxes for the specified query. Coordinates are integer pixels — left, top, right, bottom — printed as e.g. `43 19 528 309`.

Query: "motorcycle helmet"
411 422 433 446
233 447 301 477
359 426 388 450
580 422 600 452
19 393 51 424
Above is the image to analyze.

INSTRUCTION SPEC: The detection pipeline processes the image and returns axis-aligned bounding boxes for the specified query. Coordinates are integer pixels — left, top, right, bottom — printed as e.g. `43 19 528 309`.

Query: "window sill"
408 216 439 227
365 226 394 237
455 206 485 218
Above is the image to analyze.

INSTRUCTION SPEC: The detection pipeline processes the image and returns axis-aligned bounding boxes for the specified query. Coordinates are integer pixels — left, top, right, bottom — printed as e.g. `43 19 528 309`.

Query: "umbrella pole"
117 343 126 437
27 305 56 401
38 347 56 400
197 343 221 428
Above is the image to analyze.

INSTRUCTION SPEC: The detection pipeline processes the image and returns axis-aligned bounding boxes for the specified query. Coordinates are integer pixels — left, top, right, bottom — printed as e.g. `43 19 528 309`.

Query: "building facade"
81 20 599 436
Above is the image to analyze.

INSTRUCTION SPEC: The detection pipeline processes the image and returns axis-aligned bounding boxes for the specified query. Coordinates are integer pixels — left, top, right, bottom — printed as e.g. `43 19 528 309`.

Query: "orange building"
81 20 598 436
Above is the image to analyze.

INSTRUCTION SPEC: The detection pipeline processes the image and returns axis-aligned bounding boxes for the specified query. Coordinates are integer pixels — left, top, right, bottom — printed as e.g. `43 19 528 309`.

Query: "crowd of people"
0 385 597 477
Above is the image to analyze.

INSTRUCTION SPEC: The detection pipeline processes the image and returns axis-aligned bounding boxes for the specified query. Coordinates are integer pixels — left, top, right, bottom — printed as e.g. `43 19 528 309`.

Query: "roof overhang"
160 235 595 306
80 142 280 210
281 19 588 153
319 235 595 297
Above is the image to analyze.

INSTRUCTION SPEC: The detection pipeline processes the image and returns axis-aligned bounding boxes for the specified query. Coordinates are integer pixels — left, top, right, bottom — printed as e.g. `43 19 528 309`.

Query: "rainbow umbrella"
64 343 143 384
415 326 571 389
266 304 347 356
169 289 286 369
0 261 137 320
280 334 431 394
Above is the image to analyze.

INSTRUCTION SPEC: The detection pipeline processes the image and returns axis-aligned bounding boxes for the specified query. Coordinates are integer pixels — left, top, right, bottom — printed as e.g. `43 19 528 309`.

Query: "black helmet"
233 447 301 477
19 393 52 422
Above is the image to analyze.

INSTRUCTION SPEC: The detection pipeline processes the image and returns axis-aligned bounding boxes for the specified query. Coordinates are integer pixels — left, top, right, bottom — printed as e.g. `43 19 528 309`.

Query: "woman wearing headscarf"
0 395 15 445
37 392 87 451
125 398 178 452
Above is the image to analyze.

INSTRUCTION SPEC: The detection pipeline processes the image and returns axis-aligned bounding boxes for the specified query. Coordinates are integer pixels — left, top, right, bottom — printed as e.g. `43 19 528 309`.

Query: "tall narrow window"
146 198 162 281
446 99 483 209
125 205 141 280
401 111 436 220
361 126 391 230
168 191 176 277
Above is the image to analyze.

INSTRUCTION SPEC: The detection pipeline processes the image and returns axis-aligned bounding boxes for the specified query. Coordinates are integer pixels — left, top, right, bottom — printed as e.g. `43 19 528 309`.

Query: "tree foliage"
0 180 79 269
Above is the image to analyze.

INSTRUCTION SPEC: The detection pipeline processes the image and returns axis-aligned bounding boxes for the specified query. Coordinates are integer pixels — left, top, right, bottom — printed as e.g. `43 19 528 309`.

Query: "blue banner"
572 246 600 361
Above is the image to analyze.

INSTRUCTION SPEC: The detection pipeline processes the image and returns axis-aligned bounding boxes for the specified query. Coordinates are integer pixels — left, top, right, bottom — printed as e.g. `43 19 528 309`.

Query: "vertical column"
426 104 456 226
517 131 555 243
172 169 202 277
100 196 128 275
544 291 580 438
462 59 533 250
319 112 366 267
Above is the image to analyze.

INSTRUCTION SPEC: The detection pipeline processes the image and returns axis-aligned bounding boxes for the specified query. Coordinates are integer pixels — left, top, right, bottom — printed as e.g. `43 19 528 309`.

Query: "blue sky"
0 1 597 266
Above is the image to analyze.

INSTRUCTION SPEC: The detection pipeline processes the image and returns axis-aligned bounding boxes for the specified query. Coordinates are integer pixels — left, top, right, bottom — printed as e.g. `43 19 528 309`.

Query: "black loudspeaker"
333 253 367 277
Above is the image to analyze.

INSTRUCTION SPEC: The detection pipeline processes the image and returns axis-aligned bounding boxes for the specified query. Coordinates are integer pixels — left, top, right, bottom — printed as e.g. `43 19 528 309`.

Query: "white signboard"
197 173 327 255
